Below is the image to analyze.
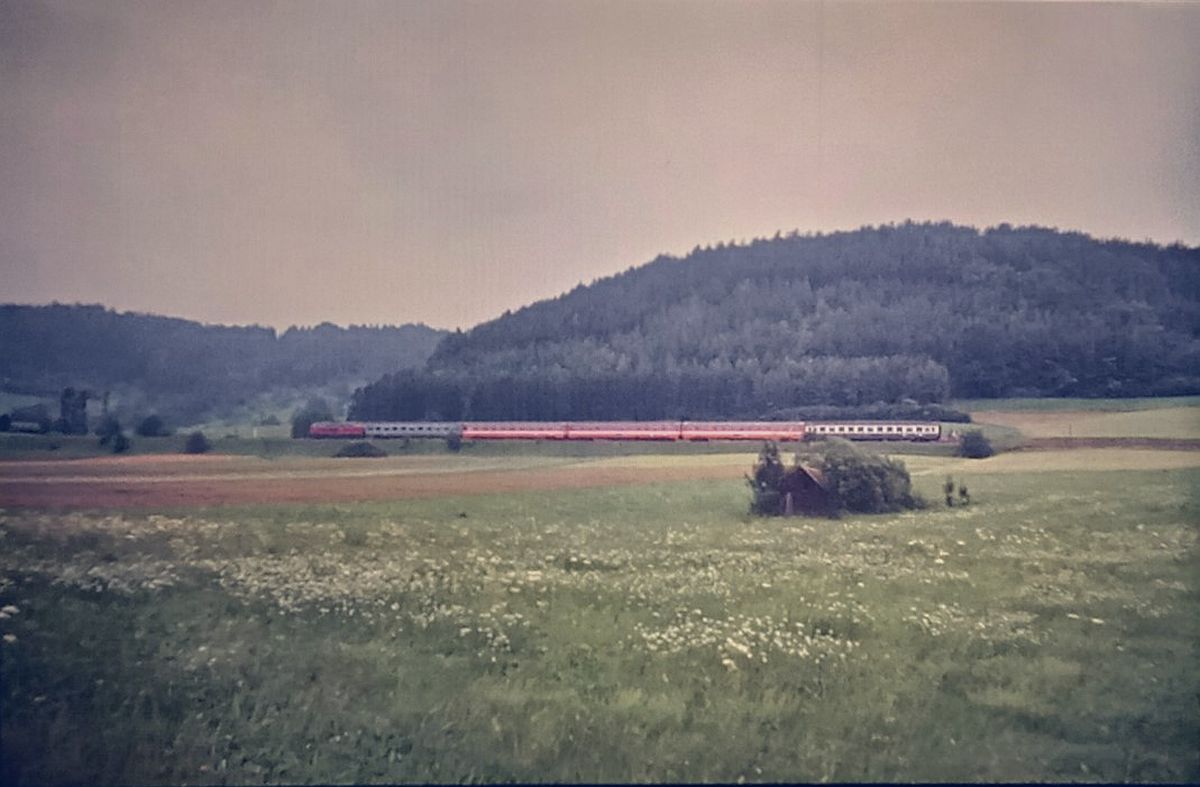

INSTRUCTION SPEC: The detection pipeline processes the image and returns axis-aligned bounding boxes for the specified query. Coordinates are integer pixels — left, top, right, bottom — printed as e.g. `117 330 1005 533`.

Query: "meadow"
967 406 1200 441
10 390 1197 461
1 447 1197 784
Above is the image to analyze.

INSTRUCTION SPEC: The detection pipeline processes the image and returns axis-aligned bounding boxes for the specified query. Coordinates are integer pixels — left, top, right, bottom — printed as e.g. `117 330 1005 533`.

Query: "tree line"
0 305 446 422
352 222 1199 421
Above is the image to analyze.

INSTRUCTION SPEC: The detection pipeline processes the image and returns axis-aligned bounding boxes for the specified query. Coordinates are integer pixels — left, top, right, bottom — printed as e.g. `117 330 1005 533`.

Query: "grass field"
0 431 969 463
0 433 457 461
968 406 1200 440
0 392 54 414
1 446 1197 783
954 395 1200 413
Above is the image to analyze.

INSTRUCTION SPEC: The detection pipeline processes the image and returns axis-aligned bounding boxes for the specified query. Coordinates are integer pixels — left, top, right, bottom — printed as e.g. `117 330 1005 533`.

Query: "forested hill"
351 222 1200 421
1 304 445 421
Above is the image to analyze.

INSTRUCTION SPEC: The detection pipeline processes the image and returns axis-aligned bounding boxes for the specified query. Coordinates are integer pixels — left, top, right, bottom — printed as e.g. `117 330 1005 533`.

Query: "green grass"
0 432 965 462
955 395 1200 413
0 392 54 414
2 461 1197 783
0 433 467 461
967 407 1200 441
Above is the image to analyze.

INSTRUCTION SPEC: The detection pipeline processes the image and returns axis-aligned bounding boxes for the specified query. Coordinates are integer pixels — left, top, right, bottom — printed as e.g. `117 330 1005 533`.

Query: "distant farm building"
779 464 835 516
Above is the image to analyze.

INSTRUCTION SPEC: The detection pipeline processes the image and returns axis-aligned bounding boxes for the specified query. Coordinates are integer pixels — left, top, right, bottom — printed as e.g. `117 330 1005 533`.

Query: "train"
309 420 943 442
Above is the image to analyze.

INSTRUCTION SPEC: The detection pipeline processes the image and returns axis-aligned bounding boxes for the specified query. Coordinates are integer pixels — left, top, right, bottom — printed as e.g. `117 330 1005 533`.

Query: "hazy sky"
2 1 1198 331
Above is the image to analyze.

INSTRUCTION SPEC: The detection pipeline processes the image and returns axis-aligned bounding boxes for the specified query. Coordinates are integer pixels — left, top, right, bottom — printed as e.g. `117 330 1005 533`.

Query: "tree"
96 415 122 446
291 398 334 439
747 442 787 515
184 431 211 454
111 432 131 453
958 430 994 459
59 387 89 434
136 415 169 437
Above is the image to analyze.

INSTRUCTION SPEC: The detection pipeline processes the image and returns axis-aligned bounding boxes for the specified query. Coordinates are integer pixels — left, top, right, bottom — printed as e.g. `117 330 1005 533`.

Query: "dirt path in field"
0 457 748 510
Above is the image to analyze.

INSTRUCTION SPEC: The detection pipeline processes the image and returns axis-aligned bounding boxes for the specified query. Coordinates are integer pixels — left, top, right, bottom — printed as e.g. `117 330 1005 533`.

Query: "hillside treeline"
351 222 1199 421
0 304 444 421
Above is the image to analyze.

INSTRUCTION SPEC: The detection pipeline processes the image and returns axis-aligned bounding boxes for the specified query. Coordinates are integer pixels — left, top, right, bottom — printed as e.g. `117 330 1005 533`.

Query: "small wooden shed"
779 464 836 516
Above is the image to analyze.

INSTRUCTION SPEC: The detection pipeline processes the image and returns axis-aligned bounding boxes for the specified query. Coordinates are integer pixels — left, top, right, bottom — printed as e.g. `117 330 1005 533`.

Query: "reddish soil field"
0 459 745 510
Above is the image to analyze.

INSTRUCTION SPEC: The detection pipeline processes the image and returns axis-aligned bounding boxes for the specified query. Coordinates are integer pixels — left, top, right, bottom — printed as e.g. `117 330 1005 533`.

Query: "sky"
2 0 1198 331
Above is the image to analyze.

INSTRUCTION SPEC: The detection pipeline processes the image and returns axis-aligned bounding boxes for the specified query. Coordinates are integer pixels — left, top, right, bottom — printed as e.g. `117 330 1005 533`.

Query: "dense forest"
351 222 1200 421
0 304 445 422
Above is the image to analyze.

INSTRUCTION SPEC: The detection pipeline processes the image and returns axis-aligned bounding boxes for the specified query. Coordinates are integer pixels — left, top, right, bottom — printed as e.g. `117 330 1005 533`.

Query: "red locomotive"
309 421 367 439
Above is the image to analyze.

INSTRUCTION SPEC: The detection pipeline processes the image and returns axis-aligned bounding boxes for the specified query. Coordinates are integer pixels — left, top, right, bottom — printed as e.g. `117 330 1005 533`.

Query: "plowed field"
0 454 750 509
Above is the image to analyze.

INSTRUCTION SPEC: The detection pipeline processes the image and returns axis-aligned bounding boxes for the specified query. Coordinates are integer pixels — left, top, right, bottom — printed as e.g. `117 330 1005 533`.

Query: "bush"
111 432 131 454
136 415 169 437
958 429 995 459
446 431 463 452
335 441 387 458
795 439 923 515
184 431 211 454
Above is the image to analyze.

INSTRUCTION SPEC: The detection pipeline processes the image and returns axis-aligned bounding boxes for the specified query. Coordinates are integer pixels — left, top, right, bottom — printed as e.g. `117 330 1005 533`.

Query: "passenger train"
310 420 943 442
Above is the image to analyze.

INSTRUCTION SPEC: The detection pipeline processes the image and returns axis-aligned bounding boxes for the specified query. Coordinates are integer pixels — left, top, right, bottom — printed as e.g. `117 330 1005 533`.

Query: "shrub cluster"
183 431 211 454
335 441 387 458
135 415 169 437
750 439 924 517
958 430 995 459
